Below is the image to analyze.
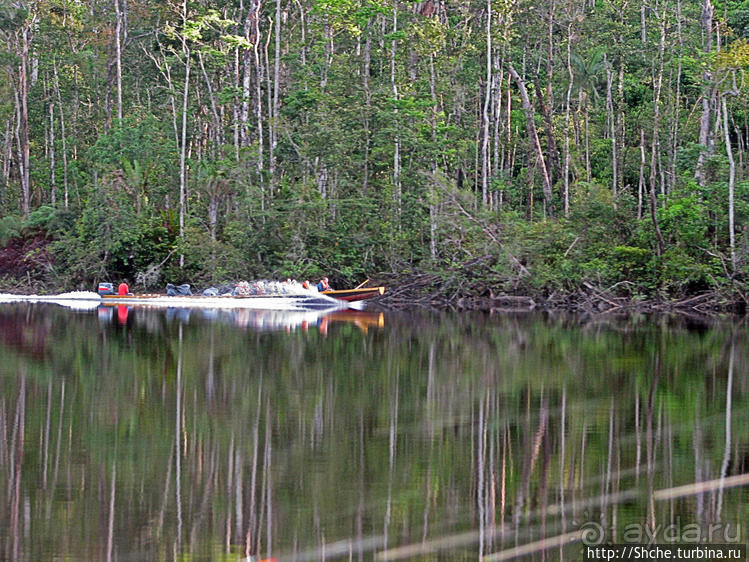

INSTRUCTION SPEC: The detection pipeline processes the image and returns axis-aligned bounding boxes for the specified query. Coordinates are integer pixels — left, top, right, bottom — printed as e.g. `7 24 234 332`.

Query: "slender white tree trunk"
233 43 240 160
49 102 56 206
53 61 69 208
695 0 715 188
669 0 683 195
18 23 32 217
564 20 573 218
508 64 553 216
253 1 265 209
481 0 492 207
179 0 191 268
391 0 401 218
363 21 371 193
114 0 123 122
649 5 666 256
197 51 223 151
429 53 438 259
606 57 617 208
270 0 282 192
638 129 645 220
722 95 736 271
241 0 253 147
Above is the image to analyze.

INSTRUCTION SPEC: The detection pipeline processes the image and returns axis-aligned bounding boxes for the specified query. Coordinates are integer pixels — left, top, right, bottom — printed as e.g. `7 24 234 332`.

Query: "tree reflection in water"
0 305 747 560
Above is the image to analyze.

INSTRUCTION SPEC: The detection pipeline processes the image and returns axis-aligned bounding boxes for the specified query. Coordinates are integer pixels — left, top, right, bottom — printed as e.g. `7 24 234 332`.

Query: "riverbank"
1 267 746 316
1 227 746 316
373 272 748 316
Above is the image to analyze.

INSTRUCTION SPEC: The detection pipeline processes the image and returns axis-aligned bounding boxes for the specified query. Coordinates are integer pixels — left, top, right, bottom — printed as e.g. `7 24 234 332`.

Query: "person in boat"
118 282 132 296
302 280 311 290
317 277 331 292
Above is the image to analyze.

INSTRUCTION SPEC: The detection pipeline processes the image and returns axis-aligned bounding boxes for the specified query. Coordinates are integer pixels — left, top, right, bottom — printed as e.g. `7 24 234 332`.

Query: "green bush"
611 245 652 279
0 215 21 245
660 247 717 295
657 192 708 249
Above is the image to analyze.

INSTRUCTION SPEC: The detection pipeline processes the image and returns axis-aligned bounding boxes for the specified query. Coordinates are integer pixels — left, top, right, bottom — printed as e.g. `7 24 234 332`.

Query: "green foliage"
0 215 21 245
611 245 652 279
657 192 709 249
660 247 719 293
166 225 243 286
25 205 57 230
729 2 749 40
86 116 176 183
48 178 178 287
569 47 606 103
0 5 28 32
0 0 746 303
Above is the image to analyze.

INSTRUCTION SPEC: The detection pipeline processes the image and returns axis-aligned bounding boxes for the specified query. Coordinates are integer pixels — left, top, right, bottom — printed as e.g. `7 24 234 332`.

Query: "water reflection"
0 306 747 561
94 303 385 334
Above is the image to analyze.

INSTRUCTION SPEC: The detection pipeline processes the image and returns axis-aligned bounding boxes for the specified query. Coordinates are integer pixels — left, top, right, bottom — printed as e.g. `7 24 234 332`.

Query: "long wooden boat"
322 286 385 302
101 292 349 311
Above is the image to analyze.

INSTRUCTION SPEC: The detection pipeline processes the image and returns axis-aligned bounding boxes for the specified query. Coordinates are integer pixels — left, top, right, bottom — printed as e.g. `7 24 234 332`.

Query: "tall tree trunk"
295 0 307 86
49 102 56 206
539 0 559 183
584 99 591 183
492 52 503 209
695 0 715 188
649 5 666 257
321 14 331 91
197 51 223 152
17 22 32 217
606 56 617 208
114 0 123 122
564 20 573 217
722 96 736 271
105 50 114 131
270 0 282 193
481 0 492 207
362 21 372 194
638 128 645 220
668 0 683 195
179 0 191 268
53 61 70 208
508 63 554 217
241 0 254 148
429 53 439 259
391 0 401 218
233 42 240 160
1 116 12 186
254 0 265 208
616 53 624 203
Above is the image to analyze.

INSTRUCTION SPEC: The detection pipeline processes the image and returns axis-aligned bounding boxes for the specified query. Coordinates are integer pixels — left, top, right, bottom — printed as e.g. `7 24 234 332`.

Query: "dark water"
0 303 747 561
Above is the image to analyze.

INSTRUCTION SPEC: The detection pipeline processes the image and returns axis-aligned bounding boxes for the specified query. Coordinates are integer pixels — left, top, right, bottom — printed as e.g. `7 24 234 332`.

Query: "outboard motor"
97 282 114 296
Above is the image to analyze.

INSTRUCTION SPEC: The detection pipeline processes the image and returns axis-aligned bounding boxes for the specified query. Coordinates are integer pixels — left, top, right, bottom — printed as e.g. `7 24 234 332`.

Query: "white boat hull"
0 291 351 311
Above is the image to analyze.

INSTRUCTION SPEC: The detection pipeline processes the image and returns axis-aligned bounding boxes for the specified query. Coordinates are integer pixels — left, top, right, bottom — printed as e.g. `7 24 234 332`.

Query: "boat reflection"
97 304 131 326
322 309 385 334
117 305 129 325
98 304 385 334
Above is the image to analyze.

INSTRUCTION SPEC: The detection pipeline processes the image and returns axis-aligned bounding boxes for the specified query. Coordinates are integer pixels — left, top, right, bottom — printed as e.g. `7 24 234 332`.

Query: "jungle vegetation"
0 0 747 302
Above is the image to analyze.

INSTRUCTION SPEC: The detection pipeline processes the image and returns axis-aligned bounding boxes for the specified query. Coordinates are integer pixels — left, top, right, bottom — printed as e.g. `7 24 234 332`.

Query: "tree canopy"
0 0 747 300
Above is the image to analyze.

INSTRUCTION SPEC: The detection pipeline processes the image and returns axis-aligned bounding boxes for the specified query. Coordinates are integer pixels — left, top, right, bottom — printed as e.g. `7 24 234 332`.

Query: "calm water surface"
0 303 747 560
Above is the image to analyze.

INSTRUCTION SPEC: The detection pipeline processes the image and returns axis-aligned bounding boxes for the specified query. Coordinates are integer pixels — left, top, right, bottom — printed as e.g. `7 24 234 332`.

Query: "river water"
0 303 747 561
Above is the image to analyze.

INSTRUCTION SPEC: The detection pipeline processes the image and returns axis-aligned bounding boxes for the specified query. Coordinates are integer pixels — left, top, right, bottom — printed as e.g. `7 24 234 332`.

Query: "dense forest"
0 0 747 305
